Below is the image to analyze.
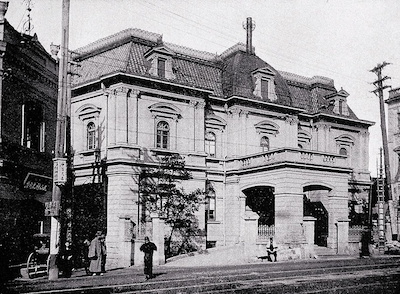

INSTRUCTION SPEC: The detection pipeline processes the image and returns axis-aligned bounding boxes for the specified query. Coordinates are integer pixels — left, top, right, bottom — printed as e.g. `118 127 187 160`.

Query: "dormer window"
326 89 350 116
144 46 175 80
261 78 269 99
252 67 277 101
157 57 166 78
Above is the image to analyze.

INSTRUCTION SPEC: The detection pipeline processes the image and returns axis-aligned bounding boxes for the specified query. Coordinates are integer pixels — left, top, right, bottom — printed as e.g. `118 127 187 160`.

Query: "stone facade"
71 28 373 268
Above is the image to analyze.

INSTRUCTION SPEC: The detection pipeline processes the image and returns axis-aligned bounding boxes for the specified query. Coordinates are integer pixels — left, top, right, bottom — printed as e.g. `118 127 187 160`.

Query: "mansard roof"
72 27 360 120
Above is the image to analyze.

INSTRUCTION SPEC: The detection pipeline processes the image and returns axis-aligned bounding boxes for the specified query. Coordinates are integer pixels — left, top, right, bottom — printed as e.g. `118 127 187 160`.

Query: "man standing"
267 237 277 262
140 236 157 280
88 231 106 276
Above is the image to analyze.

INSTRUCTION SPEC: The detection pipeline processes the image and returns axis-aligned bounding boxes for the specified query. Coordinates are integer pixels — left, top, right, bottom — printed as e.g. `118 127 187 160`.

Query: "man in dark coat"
88 231 106 276
140 236 157 280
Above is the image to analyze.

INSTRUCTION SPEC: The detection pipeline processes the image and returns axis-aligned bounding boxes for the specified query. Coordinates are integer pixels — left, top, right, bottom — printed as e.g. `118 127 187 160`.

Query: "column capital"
113 86 130 96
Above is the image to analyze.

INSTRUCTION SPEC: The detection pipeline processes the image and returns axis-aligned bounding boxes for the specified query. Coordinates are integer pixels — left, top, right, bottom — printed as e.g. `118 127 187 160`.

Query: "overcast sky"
6 0 400 176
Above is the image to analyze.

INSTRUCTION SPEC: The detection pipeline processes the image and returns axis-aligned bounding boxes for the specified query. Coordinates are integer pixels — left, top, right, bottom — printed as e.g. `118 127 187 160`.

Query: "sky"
5 0 400 176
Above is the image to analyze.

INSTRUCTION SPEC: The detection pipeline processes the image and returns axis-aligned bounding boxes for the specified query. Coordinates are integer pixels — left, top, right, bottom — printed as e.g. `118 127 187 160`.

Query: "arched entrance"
303 185 331 247
243 186 275 239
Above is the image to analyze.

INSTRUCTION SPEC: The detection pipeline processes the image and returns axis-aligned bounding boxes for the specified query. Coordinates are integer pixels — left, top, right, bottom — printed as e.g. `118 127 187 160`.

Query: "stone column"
117 215 135 268
303 216 316 245
108 90 117 146
115 87 129 145
151 213 165 265
336 218 350 254
106 168 139 269
284 115 298 148
274 191 304 245
244 206 259 258
128 90 140 145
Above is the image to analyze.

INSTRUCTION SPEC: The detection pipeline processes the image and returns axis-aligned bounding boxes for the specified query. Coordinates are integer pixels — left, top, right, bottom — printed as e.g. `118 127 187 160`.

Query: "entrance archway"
243 186 275 238
303 185 331 247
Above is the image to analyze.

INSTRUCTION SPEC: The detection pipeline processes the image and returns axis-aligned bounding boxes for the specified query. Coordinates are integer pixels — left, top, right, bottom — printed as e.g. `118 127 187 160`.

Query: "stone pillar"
151 213 165 265
115 87 129 144
117 215 135 268
303 216 316 245
128 90 140 145
133 238 145 266
336 218 350 254
275 191 304 245
244 206 259 258
106 169 139 269
108 90 116 146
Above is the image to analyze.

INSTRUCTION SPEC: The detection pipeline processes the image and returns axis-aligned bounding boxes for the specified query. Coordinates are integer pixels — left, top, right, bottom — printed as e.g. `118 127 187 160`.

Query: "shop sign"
23 173 52 192
45 201 60 217
53 158 67 186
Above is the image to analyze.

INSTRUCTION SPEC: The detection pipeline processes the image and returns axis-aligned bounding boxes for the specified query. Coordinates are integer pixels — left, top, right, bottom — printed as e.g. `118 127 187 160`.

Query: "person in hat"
88 231 106 276
140 236 157 280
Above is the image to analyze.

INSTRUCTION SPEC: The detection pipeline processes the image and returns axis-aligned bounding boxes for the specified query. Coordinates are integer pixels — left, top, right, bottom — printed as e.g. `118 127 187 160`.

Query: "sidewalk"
3 251 399 294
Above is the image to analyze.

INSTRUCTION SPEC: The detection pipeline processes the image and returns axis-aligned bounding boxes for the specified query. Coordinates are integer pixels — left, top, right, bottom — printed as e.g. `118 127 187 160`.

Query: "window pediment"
255 120 279 136
335 134 355 146
144 46 175 58
77 104 102 121
298 130 311 143
205 114 226 131
149 102 181 120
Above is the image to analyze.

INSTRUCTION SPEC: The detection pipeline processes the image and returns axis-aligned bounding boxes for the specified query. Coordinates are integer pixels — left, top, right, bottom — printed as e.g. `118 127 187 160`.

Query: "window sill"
207 220 220 224
78 149 98 156
150 148 179 156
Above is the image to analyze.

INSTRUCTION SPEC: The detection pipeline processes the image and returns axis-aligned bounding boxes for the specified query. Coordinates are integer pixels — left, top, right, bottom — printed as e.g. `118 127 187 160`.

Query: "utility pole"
48 0 70 280
370 62 397 240
377 148 386 253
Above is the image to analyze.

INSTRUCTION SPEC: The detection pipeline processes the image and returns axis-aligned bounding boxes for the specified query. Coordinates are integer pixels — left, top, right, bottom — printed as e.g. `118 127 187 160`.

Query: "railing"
348 225 364 242
258 224 275 239
225 148 349 172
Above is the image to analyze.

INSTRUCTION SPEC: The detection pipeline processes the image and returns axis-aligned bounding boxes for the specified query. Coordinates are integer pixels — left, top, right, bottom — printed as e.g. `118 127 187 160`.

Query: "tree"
139 154 204 258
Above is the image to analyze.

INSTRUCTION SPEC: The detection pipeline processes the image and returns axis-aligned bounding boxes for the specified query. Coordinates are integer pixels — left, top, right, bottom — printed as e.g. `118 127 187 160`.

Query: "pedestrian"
62 241 73 278
140 236 157 280
267 237 277 262
360 227 371 258
100 234 107 273
82 239 91 275
88 231 106 276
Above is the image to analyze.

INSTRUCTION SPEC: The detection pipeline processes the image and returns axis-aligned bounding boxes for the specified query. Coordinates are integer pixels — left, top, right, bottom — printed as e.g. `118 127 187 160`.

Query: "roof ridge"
164 42 219 62
74 28 162 56
219 42 247 59
278 70 334 87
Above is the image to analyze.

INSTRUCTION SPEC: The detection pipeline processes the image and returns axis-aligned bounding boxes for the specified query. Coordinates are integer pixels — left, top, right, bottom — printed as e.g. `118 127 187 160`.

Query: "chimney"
245 17 254 55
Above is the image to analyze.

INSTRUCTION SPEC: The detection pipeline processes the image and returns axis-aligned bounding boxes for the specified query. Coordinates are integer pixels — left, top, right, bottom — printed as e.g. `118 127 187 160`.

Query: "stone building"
0 2 58 264
386 87 400 237
71 26 373 269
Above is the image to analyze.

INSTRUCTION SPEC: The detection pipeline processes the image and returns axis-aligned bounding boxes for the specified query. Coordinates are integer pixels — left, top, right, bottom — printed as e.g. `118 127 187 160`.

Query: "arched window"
339 147 347 156
205 132 216 157
260 136 270 152
87 122 96 150
156 121 169 149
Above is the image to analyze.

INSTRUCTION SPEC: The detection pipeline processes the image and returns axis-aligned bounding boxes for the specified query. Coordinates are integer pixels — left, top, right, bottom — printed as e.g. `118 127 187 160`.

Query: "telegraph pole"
48 0 70 280
370 62 397 240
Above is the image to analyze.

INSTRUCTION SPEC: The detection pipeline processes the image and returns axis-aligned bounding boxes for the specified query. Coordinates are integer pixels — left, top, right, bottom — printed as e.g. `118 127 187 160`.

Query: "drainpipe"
223 155 227 246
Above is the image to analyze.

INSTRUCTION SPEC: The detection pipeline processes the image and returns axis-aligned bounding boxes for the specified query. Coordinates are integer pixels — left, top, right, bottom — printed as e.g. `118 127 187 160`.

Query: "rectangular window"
206 196 216 221
157 58 166 78
21 101 44 152
261 78 268 99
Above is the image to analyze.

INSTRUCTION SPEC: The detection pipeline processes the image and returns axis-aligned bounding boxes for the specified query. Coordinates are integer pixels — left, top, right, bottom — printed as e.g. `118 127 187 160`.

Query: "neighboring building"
386 87 400 237
0 2 58 264
71 26 373 269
